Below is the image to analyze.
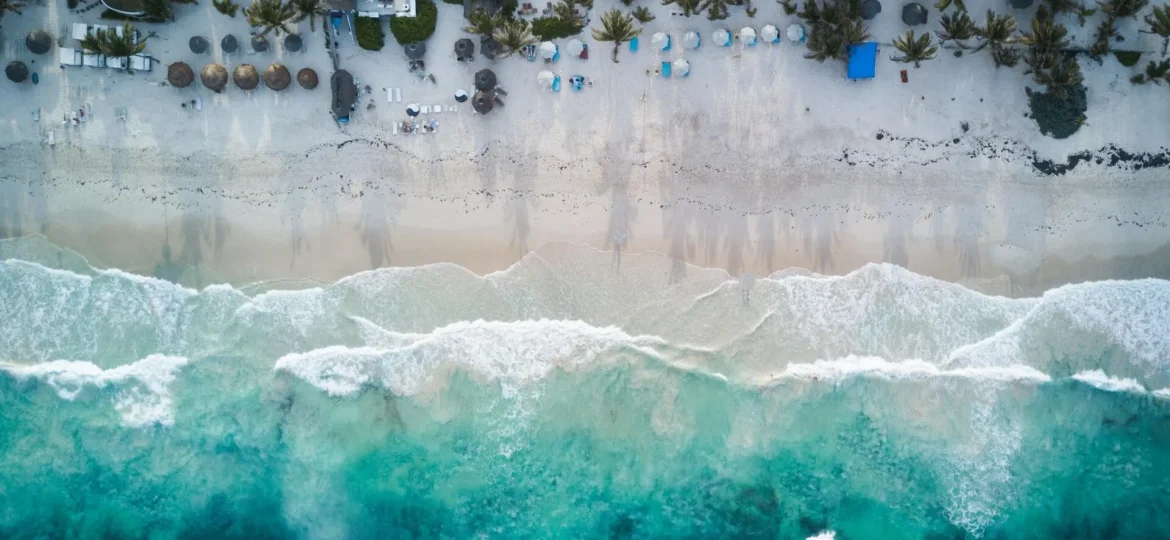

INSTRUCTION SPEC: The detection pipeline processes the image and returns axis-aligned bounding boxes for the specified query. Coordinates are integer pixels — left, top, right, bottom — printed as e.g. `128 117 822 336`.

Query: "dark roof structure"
331 69 357 120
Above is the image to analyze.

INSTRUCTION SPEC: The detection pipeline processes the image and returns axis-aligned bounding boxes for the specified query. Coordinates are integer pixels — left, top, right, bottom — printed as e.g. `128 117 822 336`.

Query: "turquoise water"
1 238 1168 539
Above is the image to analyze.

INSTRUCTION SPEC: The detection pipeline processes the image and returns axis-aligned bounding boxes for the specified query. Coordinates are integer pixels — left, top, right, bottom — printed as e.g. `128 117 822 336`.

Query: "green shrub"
441 0 461 4
356 17 385 50
390 0 438 44
531 16 582 40
500 0 518 17
1028 83 1087 140
68 0 79 8
1113 50 1141 67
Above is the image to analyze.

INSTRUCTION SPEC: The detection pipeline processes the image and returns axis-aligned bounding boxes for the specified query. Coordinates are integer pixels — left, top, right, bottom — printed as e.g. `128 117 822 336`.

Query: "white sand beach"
2 0 1169 294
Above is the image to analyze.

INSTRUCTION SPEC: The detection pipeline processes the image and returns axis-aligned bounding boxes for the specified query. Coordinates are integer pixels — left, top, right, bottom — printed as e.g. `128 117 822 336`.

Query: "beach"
3 0 1170 294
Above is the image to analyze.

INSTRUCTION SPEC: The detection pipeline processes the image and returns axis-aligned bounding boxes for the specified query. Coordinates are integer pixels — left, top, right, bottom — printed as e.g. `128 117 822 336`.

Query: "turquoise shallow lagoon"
1 239 1168 539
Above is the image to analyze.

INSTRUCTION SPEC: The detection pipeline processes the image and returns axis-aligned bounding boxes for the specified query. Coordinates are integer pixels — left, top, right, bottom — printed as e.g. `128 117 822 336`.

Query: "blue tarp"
847 42 877 80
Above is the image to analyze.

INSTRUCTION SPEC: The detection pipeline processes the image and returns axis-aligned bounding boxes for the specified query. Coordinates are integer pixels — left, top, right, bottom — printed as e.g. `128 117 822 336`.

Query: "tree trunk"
612 42 620 63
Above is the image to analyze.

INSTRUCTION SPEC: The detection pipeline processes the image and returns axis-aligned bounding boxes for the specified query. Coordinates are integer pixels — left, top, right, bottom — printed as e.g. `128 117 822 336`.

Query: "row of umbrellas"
652 26 806 51
166 62 319 92
189 34 303 55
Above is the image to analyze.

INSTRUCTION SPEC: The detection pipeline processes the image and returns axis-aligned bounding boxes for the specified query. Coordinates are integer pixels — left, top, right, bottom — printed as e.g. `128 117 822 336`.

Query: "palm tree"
892 30 939 67
291 0 325 32
80 24 149 73
991 45 1022 67
1091 0 1148 57
1020 8 1070 52
780 0 797 14
661 0 703 17
1142 4 1170 56
553 0 577 22
934 0 966 12
1045 0 1095 26
631 5 655 23
213 0 240 16
936 11 976 48
973 9 1016 53
703 0 729 20
464 8 503 36
1033 55 1083 99
592 8 640 63
0 0 24 22
141 0 173 21
245 0 296 37
1129 59 1169 84
1024 47 1059 73
491 18 536 58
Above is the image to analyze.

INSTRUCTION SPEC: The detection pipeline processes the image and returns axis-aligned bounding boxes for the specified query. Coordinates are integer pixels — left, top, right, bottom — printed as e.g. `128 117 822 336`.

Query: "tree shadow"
357 182 399 269
883 210 913 268
802 211 840 273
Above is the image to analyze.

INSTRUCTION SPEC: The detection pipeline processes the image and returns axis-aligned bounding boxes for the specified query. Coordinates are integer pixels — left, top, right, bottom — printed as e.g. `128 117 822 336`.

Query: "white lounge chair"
107 56 127 70
59 47 82 67
71 23 88 40
82 53 106 68
420 105 429 114
130 54 151 72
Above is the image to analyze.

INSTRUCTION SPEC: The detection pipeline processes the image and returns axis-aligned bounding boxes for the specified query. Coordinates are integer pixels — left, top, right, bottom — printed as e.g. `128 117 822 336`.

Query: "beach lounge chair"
552 75 562 92
59 47 82 67
661 61 671 78
629 37 638 52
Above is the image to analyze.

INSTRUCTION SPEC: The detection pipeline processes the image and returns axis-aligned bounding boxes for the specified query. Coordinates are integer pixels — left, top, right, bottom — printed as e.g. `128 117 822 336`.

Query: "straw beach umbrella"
474 68 497 91
860 0 881 20
189 36 209 54
26 30 52 55
454 38 474 61
168 62 195 88
404 42 425 60
252 35 269 53
264 63 291 90
233 64 259 90
200 63 228 92
221 35 239 54
902 3 927 25
472 91 494 114
6 61 29 83
760 25 779 44
297 67 318 89
284 34 303 52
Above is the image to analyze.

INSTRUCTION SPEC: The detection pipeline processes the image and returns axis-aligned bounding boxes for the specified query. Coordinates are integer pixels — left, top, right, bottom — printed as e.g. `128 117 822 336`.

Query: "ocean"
1 237 1168 539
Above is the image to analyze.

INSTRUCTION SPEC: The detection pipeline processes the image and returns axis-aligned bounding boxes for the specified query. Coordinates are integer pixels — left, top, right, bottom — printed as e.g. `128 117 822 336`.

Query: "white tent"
651 32 670 51
683 31 700 49
672 58 690 77
787 24 806 43
740 27 757 46
713 29 731 47
761 25 779 43
566 38 584 57
539 41 557 59
537 70 556 87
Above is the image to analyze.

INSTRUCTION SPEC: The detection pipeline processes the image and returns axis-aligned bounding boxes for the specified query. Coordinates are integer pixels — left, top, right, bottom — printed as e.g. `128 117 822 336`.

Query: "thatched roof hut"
251 34 269 53
189 36 209 54
168 62 195 88
285 34 303 52
331 69 357 120
233 64 259 90
455 38 474 61
200 63 228 92
902 3 927 25
264 63 291 90
6 61 29 83
472 90 494 114
297 67 319 89
221 35 238 53
474 69 497 91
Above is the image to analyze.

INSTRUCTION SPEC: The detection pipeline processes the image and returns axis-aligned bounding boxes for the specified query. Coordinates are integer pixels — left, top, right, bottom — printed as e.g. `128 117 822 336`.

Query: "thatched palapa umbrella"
26 30 52 55
285 34 303 52
472 90 494 114
234 64 259 90
474 69 497 91
168 62 195 88
201 63 228 92
860 0 881 20
297 67 318 89
6 61 29 83
264 63 291 90
221 35 238 54
404 42 426 60
189 36 209 54
252 34 269 53
454 38 474 61
902 3 927 25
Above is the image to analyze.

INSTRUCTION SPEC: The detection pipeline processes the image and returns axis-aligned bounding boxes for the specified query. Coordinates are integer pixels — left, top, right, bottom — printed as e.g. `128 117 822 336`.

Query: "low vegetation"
213 0 240 17
1029 83 1087 139
79 23 149 72
797 0 869 63
592 8 640 62
355 16 385 50
390 0 437 43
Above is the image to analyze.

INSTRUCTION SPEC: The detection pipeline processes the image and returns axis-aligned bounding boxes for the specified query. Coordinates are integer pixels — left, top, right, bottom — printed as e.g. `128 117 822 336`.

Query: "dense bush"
1113 50 1141 67
99 9 142 21
356 17 385 50
390 0 438 44
531 16 582 40
500 0 518 17
68 0 79 8
1029 83 1087 139
441 0 461 4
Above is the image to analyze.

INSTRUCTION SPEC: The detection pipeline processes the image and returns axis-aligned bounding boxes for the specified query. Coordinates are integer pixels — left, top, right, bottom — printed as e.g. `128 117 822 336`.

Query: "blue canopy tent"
847 42 877 80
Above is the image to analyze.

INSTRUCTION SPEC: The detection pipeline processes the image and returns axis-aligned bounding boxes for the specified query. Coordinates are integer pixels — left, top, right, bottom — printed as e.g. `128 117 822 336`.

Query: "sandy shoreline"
2 0 1169 296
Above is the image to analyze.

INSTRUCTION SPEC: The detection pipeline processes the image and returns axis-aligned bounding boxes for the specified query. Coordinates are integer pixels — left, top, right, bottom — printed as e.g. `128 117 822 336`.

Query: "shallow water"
1 237 1168 539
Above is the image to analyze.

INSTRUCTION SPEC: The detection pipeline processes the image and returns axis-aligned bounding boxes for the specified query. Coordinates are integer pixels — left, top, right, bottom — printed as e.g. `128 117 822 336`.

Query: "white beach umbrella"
566 38 585 57
683 31 700 49
539 41 557 59
672 58 690 76
740 27 757 46
713 29 731 47
651 32 670 51
537 70 556 87
761 24 779 43
787 24 806 43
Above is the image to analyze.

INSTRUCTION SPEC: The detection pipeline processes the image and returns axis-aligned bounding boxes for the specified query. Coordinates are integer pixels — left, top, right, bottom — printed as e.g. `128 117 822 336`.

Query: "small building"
336 0 417 18
847 42 877 80
331 69 357 123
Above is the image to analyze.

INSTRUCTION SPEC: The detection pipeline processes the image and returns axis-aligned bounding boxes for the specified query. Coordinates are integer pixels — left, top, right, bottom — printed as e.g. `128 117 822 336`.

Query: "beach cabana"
454 89 468 102
221 35 239 54
761 25 779 44
740 27 757 46
861 0 881 20
455 38 474 61
168 62 195 88
264 63 291 90
331 69 356 123
297 67 319 89
673 58 690 77
847 42 877 80
6 61 29 83
405 42 426 60
200 63 228 92
684 31 700 49
902 3 927 25
567 38 585 58
651 32 671 51
233 64 259 90
251 35 269 53
713 29 731 47
537 70 555 88
189 36 209 54
539 41 558 61
285 34 303 52
787 24 806 43
472 91 494 114
475 68 497 91
26 31 52 55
